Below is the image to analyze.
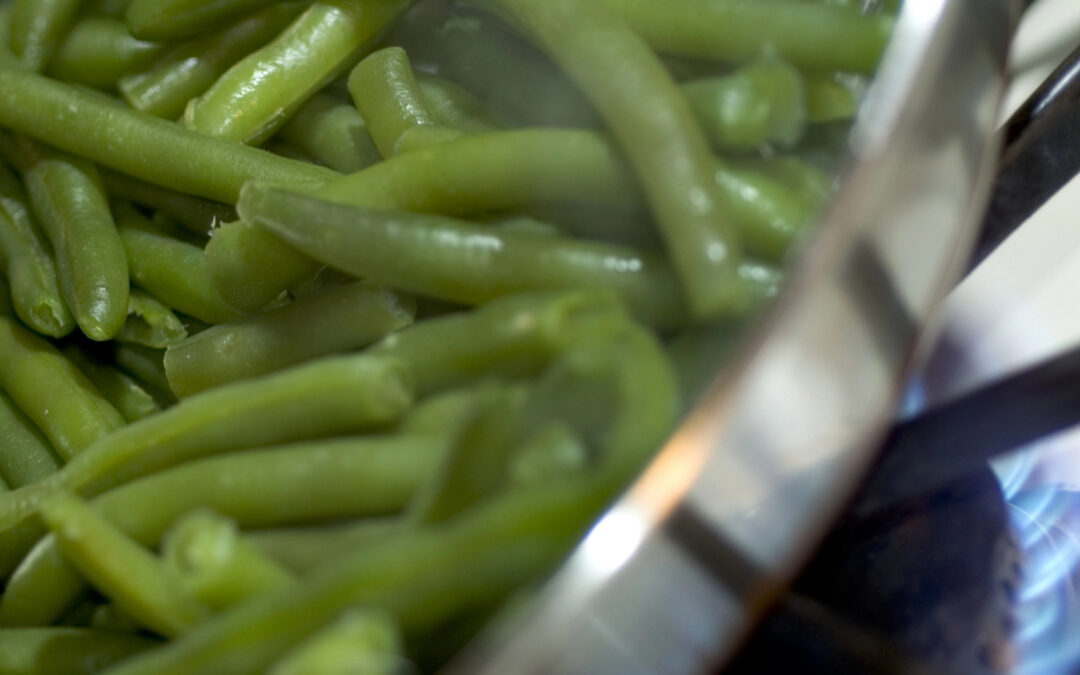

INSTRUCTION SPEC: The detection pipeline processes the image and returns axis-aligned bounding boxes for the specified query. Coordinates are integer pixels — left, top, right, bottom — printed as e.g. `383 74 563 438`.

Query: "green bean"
415 72 501 133
239 183 694 328
64 345 161 423
731 155 834 208
0 352 411 575
3 136 129 341
89 605 142 634
100 170 235 238
115 204 241 325
0 65 338 204
666 320 745 409
118 3 306 121
266 609 403 675
0 391 62 489
113 344 174 405
101 473 614 675
277 92 381 173
509 421 589 487
479 0 746 319
47 17 164 88
390 124 469 155
1 434 444 626
163 510 296 612
349 46 452 157
165 281 414 397
0 5 11 59
596 0 893 73
41 491 212 637
681 58 807 151
0 274 12 315
184 0 413 144
206 129 639 312
85 0 133 16
9 0 84 71
805 73 859 123
126 0 279 41
116 289 187 349
712 162 820 259
0 628 157 674
248 519 400 574
0 315 124 461
0 157 74 337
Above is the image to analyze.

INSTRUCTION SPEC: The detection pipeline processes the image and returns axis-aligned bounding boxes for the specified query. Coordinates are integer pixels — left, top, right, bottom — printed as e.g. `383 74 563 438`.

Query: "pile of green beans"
0 0 894 671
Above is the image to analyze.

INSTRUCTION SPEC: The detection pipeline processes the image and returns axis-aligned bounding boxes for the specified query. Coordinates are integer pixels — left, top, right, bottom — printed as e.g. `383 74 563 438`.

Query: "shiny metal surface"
452 1 1013 672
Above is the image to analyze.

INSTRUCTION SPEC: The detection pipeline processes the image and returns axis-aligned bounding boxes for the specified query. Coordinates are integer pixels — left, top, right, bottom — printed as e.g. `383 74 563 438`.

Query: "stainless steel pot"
450 1 1017 672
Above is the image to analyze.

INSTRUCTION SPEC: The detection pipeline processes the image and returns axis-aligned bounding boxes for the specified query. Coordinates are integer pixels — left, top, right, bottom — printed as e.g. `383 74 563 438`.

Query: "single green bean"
4 136 129 341
0 65 338 204
248 519 400 574
0 158 74 337
731 155 835 209
509 421 589 487
115 204 241 325
0 352 411 575
9 0 84 71
348 46 450 157
597 0 894 73
41 491 212 637
126 0 278 41
277 92 382 173
712 162 820 258
112 344 173 405
163 510 297 612
2 434 445 626
118 3 306 121
0 315 124 461
415 72 501 133
101 473 614 675
239 183 693 328
0 391 62 488
100 170 235 238
47 17 164 88
0 628 157 675
184 0 413 144
63 345 160 423
805 73 860 123
206 128 639 312
480 0 746 319
164 281 414 397
266 609 403 675
116 288 188 349
681 58 808 151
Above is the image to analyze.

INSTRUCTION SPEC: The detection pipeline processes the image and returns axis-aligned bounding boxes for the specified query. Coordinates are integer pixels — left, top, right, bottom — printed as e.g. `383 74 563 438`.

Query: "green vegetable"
266 609 404 675
117 289 188 349
99 170 235 239
0 628 157 674
276 92 382 173
0 391 62 489
47 17 164 88
10 0 84 71
125 0 279 41
63 345 161 423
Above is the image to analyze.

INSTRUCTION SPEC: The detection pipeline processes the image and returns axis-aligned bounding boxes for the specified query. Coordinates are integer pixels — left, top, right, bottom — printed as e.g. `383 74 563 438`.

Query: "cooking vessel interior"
451 1 1014 672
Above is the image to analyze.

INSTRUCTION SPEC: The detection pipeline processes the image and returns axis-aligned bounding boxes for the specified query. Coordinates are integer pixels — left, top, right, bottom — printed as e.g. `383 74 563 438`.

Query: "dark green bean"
63 345 161 423
596 0 894 73
47 17 164 88
266 609 403 675
0 315 124 461
1 434 444 626
0 628 157 675
0 274 12 315
9 0 83 71
4 136 129 341
113 344 173 405
115 204 241 325
162 510 297 612
116 289 188 349
42 491 211 637
164 281 414 397
0 352 411 576
126 0 278 41
118 3 306 121
184 0 413 144
0 66 338 204
239 183 694 328
248 519 400 574
100 170 235 238
0 157 73 337
85 0 132 16
277 92 382 173
0 391 62 489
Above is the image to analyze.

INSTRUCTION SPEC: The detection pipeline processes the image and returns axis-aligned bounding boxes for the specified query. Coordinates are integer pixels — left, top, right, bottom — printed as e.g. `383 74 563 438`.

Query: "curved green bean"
9 0 83 71
0 352 411 575
184 0 413 144
0 158 73 337
0 628 157 675
0 391 62 489
100 170 234 238
0 66 338 204
597 0 894 73
64 345 161 423
266 609 403 675
277 92 381 173
5 136 129 341
118 3 305 120
47 17 164 88
0 315 124 461
116 289 188 349
239 183 692 328
1 434 445 626
162 510 296 612
115 204 241 325
126 0 278 41
165 281 414 397
40 491 211 637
